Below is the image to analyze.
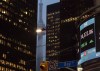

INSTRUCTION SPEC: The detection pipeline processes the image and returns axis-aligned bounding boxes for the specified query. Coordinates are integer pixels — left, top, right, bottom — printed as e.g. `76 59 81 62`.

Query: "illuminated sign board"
78 17 100 65
80 18 95 52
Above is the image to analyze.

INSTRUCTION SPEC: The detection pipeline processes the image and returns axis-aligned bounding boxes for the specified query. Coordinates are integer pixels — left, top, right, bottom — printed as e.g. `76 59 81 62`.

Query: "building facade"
0 0 37 71
46 0 95 71
77 0 100 71
60 0 79 71
46 2 60 71
60 0 94 71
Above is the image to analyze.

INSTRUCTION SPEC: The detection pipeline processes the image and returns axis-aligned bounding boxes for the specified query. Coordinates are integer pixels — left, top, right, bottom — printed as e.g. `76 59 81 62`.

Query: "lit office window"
2 54 6 59
25 11 28 15
3 0 9 2
19 19 22 22
7 42 11 47
19 59 26 65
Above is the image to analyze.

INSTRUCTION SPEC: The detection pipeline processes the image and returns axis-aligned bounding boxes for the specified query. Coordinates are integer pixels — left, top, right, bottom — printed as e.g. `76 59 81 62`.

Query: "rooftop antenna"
40 0 42 3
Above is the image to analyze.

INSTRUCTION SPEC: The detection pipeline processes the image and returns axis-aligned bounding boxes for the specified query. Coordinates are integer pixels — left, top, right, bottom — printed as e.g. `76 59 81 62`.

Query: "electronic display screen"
80 21 95 52
78 17 100 65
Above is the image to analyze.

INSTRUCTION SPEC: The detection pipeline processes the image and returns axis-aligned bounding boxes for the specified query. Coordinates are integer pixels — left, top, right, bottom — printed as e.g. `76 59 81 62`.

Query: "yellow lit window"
19 19 22 22
25 11 28 14
3 0 10 2
2 54 6 59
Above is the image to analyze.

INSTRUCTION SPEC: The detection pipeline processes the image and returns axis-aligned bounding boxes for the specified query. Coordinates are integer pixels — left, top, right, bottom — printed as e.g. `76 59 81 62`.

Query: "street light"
36 29 42 33
36 28 46 33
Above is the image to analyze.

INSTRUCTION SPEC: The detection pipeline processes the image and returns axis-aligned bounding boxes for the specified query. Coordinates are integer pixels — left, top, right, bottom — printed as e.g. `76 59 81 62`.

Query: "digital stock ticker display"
78 17 100 65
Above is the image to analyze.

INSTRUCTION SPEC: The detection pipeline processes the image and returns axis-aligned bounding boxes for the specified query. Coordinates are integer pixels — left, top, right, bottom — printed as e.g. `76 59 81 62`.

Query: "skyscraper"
60 0 94 71
36 0 46 71
46 2 60 71
60 0 79 60
46 0 95 71
0 0 37 71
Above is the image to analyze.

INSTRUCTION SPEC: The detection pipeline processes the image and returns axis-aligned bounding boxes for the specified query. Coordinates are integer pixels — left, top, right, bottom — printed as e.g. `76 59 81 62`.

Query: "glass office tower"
46 2 60 71
47 0 94 71
0 0 37 71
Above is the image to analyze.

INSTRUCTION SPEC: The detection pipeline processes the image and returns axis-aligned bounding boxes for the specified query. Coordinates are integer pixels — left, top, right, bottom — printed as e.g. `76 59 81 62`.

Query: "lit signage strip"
80 18 95 31
80 18 95 52
78 18 96 65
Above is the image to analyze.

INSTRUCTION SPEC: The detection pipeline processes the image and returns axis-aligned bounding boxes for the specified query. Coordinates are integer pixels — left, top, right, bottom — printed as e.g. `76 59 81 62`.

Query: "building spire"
40 0 42 3
38 0 45 27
